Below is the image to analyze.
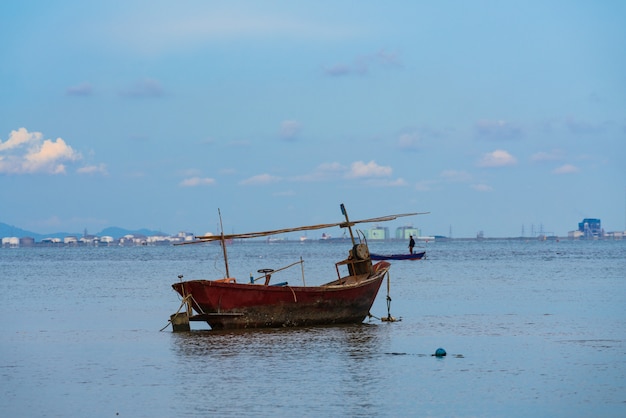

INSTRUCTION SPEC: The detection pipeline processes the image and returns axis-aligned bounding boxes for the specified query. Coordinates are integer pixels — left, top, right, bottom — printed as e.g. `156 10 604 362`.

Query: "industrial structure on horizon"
568 218 604 239
363 225 435 241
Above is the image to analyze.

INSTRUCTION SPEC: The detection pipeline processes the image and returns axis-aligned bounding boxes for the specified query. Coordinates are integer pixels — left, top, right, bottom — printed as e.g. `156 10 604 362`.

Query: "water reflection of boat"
169 204 427 331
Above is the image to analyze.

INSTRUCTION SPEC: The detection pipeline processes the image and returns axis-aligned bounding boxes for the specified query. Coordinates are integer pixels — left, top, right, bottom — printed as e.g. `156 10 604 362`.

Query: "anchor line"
159 293 204 332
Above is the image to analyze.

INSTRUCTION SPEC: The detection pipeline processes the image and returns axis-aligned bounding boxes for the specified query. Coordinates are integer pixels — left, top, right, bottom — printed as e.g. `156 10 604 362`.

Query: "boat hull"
370 251 425 261
171 263 389 330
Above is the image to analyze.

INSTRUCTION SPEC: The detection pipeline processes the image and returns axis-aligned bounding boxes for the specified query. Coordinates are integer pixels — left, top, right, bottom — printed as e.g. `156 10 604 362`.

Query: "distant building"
568 230 584 239
1 237 19 247
19 237 35 247
578 218 602 238
604 231 624 240
366 226 388 240
79 236 97 245
100 236 115 245
64 236 78 245
41 237 62 244
395 226 420 240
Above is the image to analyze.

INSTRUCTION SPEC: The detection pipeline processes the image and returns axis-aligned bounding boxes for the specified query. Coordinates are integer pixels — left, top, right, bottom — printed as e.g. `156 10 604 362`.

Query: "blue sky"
1 1 625 238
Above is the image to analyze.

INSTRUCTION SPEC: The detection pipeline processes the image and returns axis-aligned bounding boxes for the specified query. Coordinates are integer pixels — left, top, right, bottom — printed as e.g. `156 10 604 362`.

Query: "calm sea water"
1 239 624 417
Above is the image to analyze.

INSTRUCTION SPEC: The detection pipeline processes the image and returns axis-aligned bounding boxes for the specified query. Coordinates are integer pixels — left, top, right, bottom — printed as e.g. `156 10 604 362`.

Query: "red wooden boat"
169 204 428 331
171 260 391 329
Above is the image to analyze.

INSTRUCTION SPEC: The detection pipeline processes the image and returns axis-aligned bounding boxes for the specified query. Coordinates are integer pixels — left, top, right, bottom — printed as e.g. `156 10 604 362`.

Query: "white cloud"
346 160 392 178
471 184 493 192
364 178 408 187
475 119 522 140
77 164 108 175
566 117 606 134
180 177 216 187
104 9 356 55
317 162 345 173
323 64 355 77
227 140 251 148
219 168 237 175
552 164 580 174
180 168 202 177
477 150 517 168
239 173 281 185
66 82 94 96
440 170 472 182
531 149 565 162
120 78 164 98
293 162 346 181
414 180 437 191
273 190 296 197
0 128 82 174
0 127 41 152
324 49 402 77
280 120 301 140
25 138 79 174
291 161 402 186
397 132 420 150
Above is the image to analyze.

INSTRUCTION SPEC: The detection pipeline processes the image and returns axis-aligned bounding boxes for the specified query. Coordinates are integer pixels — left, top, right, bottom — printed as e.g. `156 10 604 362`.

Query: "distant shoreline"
2 235 624 248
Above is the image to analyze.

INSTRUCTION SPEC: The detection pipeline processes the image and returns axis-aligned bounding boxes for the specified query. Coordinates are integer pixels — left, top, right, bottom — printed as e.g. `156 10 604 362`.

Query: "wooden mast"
340 203 356 245
218 208 230 278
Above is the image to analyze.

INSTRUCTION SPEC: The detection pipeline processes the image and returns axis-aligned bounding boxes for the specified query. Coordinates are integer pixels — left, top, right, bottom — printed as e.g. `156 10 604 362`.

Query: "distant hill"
0 222 168 241
0 223 42 240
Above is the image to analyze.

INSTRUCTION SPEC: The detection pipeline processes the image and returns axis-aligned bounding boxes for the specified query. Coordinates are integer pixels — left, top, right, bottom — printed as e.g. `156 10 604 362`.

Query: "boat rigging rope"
252 259 304 282
287 286 297 302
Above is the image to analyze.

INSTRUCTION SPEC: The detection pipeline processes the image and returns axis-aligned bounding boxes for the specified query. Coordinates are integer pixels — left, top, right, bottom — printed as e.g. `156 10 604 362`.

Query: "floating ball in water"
434 348 447 357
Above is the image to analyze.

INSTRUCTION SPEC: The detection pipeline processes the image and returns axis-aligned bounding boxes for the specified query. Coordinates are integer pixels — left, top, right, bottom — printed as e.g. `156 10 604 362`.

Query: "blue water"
1 239 625 417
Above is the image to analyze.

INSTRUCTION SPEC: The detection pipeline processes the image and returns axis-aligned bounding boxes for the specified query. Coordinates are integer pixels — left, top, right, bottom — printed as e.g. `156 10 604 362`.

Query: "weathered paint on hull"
171 266 388 330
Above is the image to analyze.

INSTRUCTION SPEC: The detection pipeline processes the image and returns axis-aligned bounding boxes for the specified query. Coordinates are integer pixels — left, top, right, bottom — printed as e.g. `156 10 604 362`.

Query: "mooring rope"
367 312 381 321
366 270 398 322
159 293 201 332
159 297 187 331
381 270 399 322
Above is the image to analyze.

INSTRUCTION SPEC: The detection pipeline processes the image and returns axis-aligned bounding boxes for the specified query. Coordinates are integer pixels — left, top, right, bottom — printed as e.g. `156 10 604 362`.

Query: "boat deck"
325 274 370 287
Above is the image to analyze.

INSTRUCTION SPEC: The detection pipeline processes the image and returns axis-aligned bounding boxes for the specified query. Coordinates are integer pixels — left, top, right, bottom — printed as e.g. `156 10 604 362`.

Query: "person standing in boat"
408 235 415 254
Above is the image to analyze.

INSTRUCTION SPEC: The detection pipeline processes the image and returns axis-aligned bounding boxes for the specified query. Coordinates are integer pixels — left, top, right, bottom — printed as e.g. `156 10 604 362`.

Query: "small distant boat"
370 251 426 261
169 204 429 330
319 232 349 242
